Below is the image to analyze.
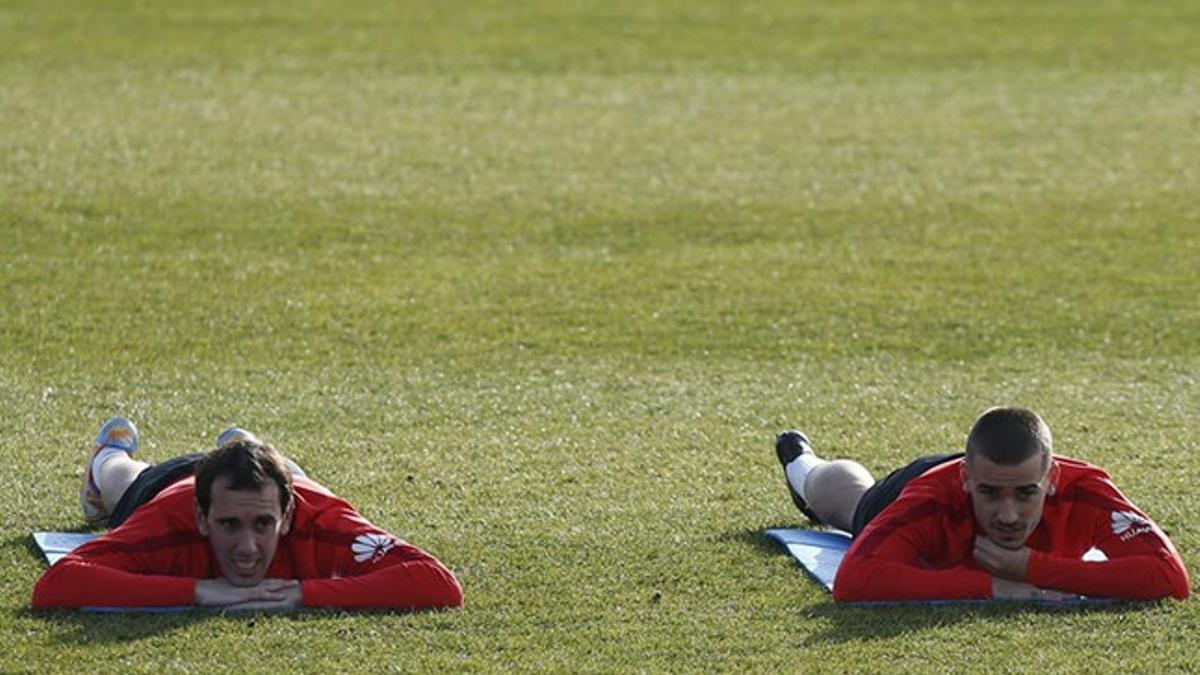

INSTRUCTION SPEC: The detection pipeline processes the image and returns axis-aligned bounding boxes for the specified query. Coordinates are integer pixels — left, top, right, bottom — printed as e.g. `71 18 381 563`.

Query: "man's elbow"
1167 564 1190 600
830 586 856 603
407 560 464 610
30 584 53 610
439 576 465 609
830 564 867 603
1152 553 1190 601
430 567 465 609
30 568 72 610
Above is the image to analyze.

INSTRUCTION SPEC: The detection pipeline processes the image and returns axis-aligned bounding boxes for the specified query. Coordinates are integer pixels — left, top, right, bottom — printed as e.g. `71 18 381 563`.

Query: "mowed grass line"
2 0 1198 671
4 70 1195 363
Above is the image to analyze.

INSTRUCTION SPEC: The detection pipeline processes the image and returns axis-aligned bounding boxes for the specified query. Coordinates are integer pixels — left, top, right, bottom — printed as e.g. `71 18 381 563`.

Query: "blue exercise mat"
32 531 99 566
763 528 852 592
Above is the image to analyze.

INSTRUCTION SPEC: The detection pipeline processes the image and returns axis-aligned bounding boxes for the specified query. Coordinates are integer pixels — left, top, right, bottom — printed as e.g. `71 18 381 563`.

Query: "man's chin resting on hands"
32 420 464 611
771 407 1190 603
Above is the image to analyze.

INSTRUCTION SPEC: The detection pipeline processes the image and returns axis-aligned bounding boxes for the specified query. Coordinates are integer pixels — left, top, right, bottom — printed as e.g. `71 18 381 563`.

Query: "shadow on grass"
13 531 41 560
716 524 805 558
17 604 454 645
14 606 221 644
799 598 1160 646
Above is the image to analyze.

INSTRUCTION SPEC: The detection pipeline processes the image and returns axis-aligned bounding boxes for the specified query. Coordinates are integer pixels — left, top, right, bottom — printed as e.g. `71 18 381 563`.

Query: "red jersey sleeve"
1024 477 1189 600
32 559 198 609
833 488 992 602
31 495 207 609
293 494 463 610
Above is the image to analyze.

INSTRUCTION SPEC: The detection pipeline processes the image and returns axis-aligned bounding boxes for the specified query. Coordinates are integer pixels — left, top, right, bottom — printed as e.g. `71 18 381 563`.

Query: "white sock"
91 446 130 493
785 453 824 502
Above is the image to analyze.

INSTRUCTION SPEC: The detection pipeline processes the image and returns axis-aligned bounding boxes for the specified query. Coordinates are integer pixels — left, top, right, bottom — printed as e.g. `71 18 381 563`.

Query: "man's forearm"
833 555 992 602
32 559 196 609
300 557 464 609
1025 550 1190 600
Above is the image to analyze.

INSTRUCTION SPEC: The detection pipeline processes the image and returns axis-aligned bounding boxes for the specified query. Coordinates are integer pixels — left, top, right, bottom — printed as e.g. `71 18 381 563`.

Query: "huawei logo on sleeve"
1111 511 1153 541
352 533 397 563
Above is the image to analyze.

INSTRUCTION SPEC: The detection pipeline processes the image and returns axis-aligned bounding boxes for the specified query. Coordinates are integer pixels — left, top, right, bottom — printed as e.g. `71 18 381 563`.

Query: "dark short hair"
195 439 294 516
965 407 1053 469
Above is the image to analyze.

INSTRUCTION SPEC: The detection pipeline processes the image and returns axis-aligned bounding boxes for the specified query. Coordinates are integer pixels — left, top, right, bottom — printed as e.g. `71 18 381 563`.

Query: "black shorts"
849 452 963 536
108 453 206 528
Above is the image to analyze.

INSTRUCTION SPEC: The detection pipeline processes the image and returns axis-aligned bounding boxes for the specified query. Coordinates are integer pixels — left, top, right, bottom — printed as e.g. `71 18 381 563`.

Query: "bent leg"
95 452 151 513
803 460 875 532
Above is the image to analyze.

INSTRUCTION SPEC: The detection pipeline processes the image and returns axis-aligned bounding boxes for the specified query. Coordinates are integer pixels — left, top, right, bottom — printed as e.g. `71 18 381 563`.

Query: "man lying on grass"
33 418 463 611
774 406 1190 602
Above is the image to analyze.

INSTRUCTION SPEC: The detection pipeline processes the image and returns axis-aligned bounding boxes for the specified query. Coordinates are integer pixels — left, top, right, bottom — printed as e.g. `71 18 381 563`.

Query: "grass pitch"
1 1 1197 672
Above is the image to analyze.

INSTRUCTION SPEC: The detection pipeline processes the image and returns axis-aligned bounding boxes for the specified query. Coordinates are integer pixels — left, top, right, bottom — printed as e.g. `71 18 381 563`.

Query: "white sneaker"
80 417 139 525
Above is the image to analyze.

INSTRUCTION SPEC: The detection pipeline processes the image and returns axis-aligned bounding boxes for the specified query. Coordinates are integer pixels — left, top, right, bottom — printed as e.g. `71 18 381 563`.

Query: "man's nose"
235 530 258 555
997 498 1019 524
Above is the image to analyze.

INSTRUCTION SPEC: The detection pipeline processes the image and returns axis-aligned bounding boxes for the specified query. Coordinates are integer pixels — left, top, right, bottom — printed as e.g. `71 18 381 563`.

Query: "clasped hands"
195 578 301 610
973 536 1076 601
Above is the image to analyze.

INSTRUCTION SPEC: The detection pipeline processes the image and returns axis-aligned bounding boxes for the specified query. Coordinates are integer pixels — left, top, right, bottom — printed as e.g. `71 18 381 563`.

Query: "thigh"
849 453 963 536
108 453 207 527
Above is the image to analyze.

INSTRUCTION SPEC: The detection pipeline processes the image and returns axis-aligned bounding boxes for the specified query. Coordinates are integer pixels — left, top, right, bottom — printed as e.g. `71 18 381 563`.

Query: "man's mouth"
233 560 259 576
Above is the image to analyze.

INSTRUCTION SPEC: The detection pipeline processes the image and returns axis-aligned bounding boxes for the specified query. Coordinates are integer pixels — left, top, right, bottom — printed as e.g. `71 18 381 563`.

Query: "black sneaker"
775 430 820 523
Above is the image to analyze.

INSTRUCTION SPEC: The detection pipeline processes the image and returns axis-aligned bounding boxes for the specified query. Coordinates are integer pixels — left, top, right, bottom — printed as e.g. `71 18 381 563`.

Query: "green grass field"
2 0 1197 671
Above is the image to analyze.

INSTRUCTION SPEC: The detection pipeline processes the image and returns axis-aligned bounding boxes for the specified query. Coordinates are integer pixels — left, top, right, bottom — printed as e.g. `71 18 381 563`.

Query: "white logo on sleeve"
1111 511 1153 541
352 533 397 563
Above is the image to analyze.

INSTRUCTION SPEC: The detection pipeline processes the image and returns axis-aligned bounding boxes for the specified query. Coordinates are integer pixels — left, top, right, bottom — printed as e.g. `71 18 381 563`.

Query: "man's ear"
280 498 295 536
195 500 209 536
959 461 970 493
1046 459 1060 496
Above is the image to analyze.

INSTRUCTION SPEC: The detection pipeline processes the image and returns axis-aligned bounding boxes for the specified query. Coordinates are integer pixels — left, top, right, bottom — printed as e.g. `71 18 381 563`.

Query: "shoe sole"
217 427 261 447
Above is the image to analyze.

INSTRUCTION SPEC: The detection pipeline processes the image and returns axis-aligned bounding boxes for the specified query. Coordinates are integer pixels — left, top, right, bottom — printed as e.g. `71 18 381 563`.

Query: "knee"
805 460 873 506
811 460 874 490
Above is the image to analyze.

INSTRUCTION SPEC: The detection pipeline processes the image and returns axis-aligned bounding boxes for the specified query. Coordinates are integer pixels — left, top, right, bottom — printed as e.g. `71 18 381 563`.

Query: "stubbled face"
196 476 292 586
964 453 1053 550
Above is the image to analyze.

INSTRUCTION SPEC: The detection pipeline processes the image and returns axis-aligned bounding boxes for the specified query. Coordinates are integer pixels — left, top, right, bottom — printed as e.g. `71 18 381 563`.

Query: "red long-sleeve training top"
32 475 464 610
833 456 1190 602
